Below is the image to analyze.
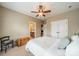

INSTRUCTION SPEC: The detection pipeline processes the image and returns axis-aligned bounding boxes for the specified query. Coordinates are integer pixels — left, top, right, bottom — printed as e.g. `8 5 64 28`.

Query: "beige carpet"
0 45 33 56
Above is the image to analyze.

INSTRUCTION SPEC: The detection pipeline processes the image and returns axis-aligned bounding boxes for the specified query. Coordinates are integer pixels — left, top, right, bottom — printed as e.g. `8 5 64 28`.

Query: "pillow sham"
71 35 79 41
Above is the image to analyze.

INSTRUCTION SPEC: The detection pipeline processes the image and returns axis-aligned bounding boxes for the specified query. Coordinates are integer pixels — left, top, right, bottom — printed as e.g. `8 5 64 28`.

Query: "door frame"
29 21 36 38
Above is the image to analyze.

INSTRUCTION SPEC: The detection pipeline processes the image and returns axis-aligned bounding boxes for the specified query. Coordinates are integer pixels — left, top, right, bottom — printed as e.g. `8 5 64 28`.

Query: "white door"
51 19 68 38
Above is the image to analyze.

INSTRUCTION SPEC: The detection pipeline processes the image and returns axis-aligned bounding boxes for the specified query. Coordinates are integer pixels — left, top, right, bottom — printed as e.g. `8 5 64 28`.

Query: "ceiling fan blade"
31 11 38 13
36 14 39 17
43 10 51 13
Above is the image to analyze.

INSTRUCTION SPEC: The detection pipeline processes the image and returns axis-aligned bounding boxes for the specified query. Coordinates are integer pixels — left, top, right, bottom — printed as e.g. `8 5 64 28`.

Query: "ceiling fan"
31 5 51 17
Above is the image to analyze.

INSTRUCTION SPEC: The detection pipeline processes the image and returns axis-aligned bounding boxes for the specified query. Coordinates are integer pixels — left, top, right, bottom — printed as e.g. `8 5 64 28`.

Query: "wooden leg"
8 45 9 48
12 40 14 48
5 47 7 53
1 43 3 52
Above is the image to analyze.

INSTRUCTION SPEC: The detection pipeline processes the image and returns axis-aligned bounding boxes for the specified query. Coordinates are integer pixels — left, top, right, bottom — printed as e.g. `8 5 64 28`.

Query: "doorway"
29 21 36 38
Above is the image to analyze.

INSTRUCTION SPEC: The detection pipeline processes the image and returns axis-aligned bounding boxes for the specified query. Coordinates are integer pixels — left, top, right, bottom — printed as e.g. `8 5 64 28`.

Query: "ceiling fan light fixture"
38 12 43 16
31 5 51 17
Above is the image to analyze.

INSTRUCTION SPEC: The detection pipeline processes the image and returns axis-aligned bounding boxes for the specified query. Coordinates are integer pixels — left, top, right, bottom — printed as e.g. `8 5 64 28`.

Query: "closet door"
51 19 68 38
51 21 59 38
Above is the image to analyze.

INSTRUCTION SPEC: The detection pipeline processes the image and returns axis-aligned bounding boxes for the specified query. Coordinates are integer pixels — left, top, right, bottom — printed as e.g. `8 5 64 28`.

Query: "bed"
25 36 70 56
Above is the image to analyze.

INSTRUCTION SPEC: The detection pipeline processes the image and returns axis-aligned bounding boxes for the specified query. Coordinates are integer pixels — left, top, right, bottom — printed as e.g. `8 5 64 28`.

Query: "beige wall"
44 8 79 37
0 6 43 40
0 6 3 37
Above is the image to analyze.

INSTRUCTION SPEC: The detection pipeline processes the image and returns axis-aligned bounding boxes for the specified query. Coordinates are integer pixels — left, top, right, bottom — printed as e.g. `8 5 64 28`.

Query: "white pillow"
65 40 79 56
57 38 70 49
71 35 79 41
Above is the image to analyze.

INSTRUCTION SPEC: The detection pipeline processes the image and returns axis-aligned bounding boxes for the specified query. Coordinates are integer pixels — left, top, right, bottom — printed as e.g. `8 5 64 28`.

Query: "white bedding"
25 36 66 56
47 48 65 56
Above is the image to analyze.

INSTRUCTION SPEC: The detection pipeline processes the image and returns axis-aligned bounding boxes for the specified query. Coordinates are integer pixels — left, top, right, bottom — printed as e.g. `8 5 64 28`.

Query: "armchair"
0 36 14 53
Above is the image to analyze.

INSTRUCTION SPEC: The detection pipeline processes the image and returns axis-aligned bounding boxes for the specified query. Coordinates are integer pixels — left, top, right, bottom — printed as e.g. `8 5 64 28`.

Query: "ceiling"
0 2 79 20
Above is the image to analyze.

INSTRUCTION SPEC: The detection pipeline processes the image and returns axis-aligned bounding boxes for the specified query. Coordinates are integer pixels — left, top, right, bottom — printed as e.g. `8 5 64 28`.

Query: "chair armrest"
0 36 10 45
0 36 10 41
